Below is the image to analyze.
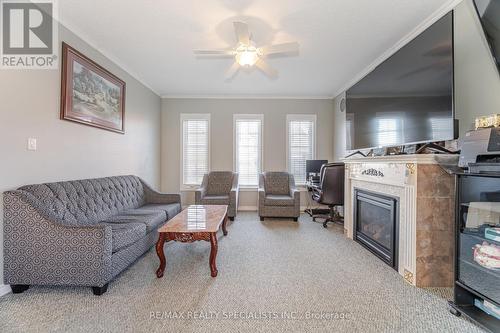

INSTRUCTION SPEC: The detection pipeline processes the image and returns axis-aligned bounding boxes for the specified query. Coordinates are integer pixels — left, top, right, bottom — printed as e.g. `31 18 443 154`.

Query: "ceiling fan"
397 42 452 80
194 21 299 79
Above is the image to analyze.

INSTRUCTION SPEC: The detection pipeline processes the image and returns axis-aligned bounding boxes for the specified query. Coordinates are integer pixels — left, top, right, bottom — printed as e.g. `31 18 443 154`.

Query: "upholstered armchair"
258 172 300 221
195 172 239 220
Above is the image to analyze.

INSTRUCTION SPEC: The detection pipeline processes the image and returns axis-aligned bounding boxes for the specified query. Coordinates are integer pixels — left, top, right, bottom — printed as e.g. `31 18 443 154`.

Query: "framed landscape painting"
60 43 126 133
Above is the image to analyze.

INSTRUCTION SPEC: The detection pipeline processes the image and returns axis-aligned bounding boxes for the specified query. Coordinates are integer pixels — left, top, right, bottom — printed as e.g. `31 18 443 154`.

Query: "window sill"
180 185 199 192
238 187 258 192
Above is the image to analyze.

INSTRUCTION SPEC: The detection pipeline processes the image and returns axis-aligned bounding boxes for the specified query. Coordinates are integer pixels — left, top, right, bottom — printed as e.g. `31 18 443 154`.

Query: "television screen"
346 12 454 151
474 0 500 72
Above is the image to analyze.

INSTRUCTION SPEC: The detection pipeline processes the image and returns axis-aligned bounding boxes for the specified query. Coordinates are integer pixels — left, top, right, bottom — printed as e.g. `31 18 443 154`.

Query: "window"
234 114 263 187
376 114 404 147
377 118 399 146
429 117 453 141
181 114 210 188
287 114 316 185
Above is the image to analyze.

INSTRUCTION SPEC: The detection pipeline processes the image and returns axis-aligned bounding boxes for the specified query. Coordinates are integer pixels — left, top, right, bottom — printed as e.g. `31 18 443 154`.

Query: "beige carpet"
0 213 484 333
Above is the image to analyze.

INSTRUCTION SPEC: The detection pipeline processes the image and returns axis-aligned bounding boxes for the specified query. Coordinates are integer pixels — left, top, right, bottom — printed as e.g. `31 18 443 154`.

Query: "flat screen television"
346 12 454 151
473 0 500 72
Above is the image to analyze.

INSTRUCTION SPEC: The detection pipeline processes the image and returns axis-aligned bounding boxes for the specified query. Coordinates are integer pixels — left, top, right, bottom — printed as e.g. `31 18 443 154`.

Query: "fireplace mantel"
343 154 458 287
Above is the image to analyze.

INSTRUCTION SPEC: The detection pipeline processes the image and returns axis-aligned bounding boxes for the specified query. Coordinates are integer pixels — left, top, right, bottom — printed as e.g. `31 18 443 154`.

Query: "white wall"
161 98 335 208
332 0 500 160
332 93 346 162
0 25 162 292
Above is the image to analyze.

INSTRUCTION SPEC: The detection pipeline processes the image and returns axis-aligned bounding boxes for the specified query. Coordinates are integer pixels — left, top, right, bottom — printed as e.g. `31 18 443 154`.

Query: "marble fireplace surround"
343 154 458 287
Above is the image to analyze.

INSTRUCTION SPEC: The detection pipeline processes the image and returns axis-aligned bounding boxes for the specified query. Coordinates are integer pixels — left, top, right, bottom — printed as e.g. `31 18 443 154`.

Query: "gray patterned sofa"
195 172 239 220
258 172 300 221
3 175 181 295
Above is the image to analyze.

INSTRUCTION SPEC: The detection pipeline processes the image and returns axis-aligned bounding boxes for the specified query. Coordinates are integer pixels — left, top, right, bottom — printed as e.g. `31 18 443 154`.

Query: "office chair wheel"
448 302 461 317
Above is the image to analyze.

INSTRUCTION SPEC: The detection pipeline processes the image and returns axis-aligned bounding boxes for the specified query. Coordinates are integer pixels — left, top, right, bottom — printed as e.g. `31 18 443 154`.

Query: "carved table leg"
155 233 167 278
222 213 228 236
209 232 218 277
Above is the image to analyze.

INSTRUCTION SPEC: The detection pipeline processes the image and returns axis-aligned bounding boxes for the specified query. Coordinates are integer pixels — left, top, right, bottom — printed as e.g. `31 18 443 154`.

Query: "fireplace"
354 189 398 269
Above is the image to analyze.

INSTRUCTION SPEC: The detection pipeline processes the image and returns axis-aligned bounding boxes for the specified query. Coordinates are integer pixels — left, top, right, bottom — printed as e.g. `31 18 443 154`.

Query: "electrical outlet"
27 138 37 151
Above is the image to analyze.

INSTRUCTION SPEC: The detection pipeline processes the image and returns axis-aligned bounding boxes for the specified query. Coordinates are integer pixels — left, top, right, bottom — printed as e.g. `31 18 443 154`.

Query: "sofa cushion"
264 172 290 195
200 195 230 205
103 209 166 232
265 194 295 206
140 203 181 220
104 222 146 253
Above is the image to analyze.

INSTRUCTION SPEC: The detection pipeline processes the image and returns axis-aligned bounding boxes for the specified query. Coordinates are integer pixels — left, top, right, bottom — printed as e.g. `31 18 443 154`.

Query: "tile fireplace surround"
344 154 458 287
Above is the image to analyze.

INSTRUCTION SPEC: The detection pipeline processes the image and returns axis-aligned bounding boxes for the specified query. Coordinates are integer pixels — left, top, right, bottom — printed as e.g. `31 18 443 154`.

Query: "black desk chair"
311 163 345 228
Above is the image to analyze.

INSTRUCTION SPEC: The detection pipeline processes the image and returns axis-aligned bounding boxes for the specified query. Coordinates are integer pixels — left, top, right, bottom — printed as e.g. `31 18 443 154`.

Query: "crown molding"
161 94 333 100
332 0 464 99
57 19 161 97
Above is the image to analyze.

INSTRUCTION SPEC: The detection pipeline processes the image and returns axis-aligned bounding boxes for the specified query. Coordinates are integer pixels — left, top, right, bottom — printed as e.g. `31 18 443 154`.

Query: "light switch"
27 138 37 151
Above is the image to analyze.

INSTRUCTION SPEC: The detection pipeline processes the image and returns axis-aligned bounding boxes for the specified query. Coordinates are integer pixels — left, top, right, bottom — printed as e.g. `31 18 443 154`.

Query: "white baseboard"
0 284 11 297
238 206 257 211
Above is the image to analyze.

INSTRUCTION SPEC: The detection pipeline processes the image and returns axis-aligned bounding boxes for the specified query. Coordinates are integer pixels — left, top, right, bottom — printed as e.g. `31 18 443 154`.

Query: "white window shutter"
287 115 316 184
181 115 210 186
234 115 263 187
376 118 399 147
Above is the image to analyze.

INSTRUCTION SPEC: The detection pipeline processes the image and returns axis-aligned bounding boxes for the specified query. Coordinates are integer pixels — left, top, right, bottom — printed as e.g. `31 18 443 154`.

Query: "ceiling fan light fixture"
235 45 260 67
194 21 299 79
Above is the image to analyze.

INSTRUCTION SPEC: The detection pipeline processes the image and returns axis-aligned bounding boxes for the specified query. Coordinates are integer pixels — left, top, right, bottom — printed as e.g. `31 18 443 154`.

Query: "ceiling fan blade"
234 21 250 45
255 59 278 78
225 62 240 80
261 42 299 55
194 49 234 56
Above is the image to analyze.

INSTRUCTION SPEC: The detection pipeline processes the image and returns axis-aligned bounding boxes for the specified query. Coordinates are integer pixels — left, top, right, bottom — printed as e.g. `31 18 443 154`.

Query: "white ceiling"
58 0 458 98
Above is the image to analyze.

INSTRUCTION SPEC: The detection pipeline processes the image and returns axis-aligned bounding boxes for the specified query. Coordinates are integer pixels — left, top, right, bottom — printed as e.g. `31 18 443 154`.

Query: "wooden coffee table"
155 205 228 278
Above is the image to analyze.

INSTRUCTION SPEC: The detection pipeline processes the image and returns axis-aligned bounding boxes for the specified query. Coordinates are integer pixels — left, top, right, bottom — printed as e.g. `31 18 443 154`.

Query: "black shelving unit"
449 172 500 333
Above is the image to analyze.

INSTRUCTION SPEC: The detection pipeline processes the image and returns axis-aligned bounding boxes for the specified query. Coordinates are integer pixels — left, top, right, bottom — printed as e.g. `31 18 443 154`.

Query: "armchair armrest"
290 187 300 206
195 174 208 204
228 173 239 217
288 175 300 216
231 173 239 192
141 180 181 205
258 173 266 207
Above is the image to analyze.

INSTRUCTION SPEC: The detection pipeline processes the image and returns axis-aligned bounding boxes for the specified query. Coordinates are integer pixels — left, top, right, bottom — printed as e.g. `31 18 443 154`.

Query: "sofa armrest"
3 191 113 286
141 180 181 205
